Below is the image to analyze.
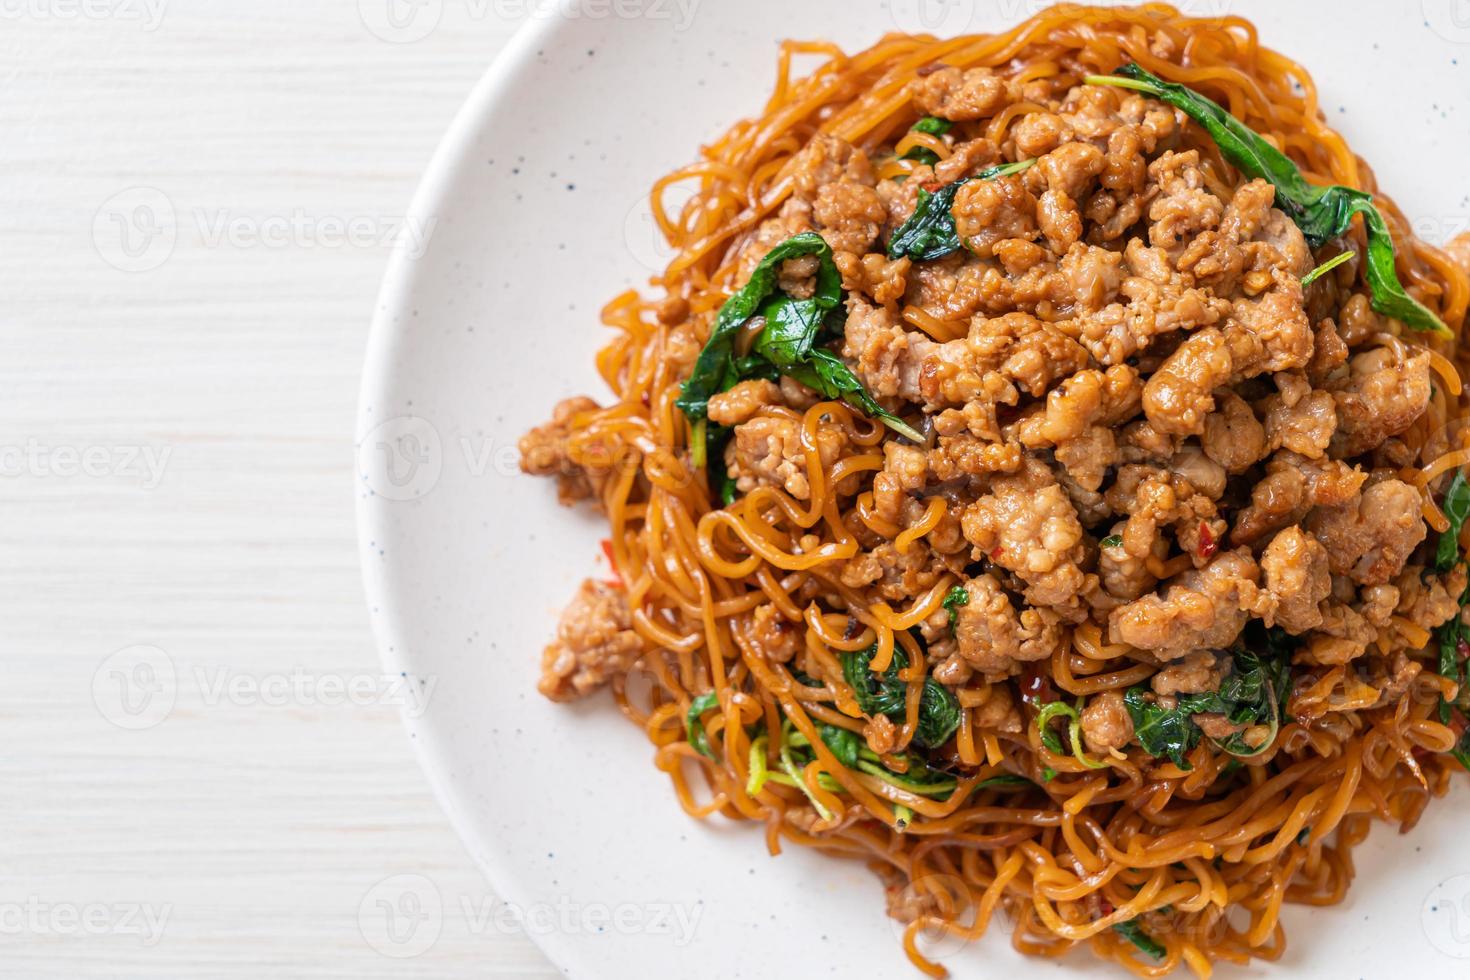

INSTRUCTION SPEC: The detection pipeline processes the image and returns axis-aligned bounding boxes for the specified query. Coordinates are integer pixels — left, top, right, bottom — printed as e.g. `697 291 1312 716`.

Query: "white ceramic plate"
357 2 1470 975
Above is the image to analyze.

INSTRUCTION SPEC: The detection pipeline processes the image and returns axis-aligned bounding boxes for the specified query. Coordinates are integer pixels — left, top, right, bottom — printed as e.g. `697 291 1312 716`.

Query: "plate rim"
354 10 573 974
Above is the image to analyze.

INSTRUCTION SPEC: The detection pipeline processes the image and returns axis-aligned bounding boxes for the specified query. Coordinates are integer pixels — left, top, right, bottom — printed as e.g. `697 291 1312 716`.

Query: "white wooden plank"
0 2 558 975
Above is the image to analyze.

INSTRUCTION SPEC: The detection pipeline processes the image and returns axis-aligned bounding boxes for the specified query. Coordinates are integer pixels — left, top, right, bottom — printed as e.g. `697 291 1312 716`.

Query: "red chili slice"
1198 521 1218 559
600 539 624 588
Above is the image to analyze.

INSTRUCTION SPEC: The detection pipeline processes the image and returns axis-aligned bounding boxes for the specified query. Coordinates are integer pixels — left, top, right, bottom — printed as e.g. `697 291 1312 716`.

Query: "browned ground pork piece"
1329 346 1432 457
909 66 1013 120
725 414 850 501
749 603 801 663
519 396 608 506
1200 390 1267 473
538 580 642 702
960 459 1093 619
1080 690 1134 755
1258 526 1332 633
952 573 1061 675
706 379 781 427
1306 478 1427 586
1109 549 1259 659
1151 651 1225 696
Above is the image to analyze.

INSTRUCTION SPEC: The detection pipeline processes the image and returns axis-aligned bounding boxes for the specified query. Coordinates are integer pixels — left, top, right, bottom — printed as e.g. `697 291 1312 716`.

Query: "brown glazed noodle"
517 4 1470 976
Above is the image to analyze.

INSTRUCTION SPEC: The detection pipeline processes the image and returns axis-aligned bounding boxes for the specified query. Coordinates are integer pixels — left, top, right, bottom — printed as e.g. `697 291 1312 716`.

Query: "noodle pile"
521 5 1470 975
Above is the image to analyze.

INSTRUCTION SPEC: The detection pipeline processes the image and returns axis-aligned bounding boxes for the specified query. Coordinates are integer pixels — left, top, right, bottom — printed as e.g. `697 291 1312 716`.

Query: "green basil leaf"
1087 65 1451 337
899 116 954 165
840 644 961 750
1436 580 1470 725
1123 626 1294 768
817 724 862 769
783 348 924 443
1438 470 1470 573
886 159 1037 261
679 232 921 468
941 585 969 633
676 232 834 425
685 691 722 758
1113 918 1166 960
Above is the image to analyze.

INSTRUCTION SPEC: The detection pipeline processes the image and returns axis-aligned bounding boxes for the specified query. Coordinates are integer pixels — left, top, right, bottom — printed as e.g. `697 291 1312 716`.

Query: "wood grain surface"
1 2 559 975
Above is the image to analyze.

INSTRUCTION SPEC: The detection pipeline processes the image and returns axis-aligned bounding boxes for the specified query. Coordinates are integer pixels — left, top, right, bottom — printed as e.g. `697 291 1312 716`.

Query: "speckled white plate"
357 2 1470 975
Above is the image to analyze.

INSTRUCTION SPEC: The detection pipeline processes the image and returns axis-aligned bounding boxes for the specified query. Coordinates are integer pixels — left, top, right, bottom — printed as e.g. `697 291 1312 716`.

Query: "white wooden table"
1 3 556 975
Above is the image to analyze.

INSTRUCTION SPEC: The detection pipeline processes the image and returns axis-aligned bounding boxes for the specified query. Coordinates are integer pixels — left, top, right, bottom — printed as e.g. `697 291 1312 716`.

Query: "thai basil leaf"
941 585 969 633
1087 64 1450 337
1113 918 1165 961
782 348 923 442
818 724 862 769
677 232 921 468
1437 469 1470 572
1100 534 1123 548
749 252 844 367
886 158 1037 261
1357 203 1453 338
676 232 834 426
1124 686 1202 768
912 116 953 136
1122 628 1294 769
840 644 961 749
900 116 954 165
685 691 721 758
975 773 1033 791
1436 581 1470 725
